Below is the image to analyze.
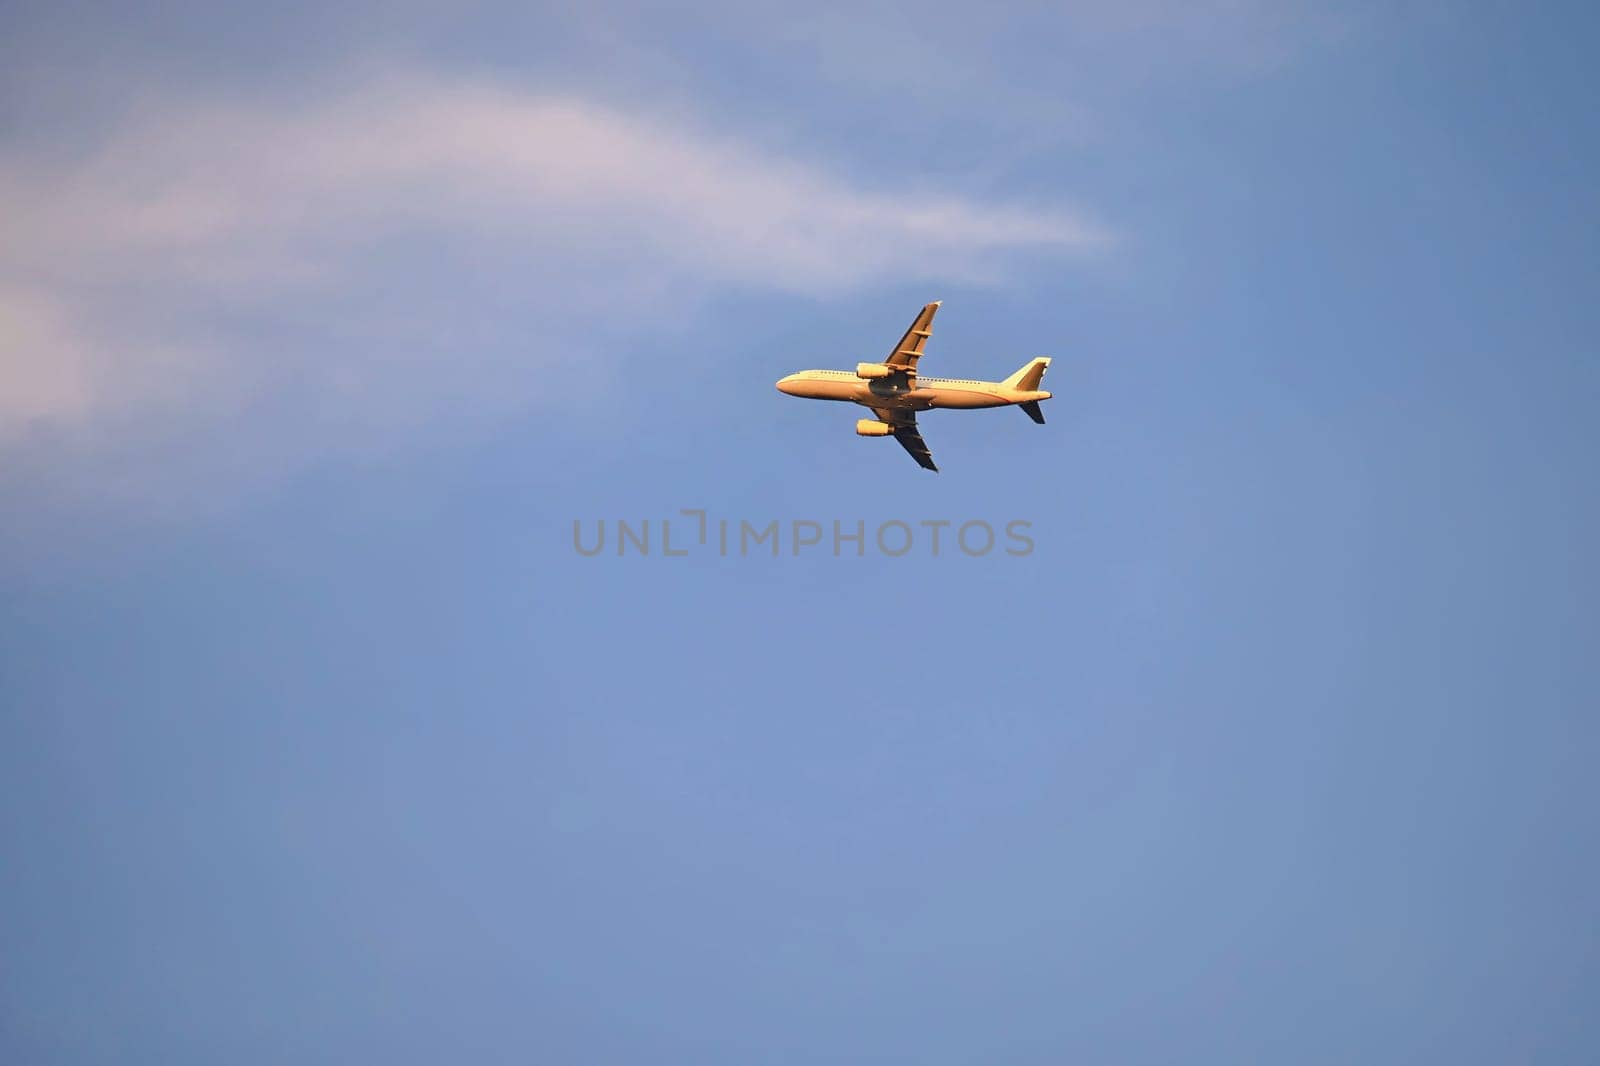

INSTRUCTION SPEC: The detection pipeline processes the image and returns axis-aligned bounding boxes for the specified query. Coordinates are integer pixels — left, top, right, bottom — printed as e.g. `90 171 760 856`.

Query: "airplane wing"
884 301 941 377
872 407 939 472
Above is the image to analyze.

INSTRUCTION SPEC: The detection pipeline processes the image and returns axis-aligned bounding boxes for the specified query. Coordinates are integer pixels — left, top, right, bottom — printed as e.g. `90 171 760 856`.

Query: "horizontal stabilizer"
1019 400 1045 425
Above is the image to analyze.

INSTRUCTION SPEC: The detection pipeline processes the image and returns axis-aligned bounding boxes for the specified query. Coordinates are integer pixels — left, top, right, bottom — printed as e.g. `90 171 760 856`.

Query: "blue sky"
2 3 1597 1063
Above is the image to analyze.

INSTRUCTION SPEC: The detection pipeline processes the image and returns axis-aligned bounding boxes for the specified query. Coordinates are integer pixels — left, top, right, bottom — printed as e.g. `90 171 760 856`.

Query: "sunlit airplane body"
775 301 1051 471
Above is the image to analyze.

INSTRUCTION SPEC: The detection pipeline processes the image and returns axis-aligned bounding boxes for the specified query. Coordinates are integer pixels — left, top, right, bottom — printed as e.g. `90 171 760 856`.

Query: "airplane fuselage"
775 370 1048 412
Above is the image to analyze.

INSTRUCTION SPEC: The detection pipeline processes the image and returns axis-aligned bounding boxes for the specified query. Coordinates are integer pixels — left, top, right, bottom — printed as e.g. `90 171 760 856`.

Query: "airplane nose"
776 375 798 395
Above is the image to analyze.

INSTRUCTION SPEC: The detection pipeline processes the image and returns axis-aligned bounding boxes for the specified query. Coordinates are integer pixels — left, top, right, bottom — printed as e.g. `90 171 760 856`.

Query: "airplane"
775 301 1051 471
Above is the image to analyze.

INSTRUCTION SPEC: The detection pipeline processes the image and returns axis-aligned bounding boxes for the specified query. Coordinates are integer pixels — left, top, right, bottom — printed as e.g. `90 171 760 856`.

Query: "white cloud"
0 74 1107 432
0 73 1107 517
0 287 94 422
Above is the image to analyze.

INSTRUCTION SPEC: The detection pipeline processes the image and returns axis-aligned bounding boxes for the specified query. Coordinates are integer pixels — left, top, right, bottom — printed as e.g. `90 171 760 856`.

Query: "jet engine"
855 419 893 437
855 362 892 379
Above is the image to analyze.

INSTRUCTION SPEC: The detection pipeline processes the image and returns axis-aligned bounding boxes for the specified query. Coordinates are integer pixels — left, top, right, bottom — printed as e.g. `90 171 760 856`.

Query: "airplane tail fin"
1002 356 1051 393
1004 357 1051 425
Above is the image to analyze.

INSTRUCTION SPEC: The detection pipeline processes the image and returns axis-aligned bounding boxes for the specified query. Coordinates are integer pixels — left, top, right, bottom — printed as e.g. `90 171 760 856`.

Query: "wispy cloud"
0 75 1106 436
0 287 95 422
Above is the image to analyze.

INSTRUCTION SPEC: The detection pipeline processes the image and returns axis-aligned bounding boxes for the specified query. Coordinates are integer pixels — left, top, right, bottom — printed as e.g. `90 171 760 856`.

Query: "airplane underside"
775 301 1051 472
